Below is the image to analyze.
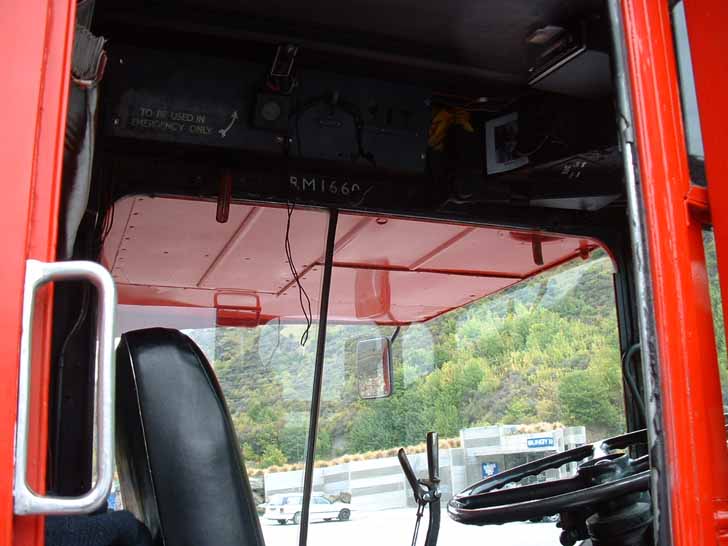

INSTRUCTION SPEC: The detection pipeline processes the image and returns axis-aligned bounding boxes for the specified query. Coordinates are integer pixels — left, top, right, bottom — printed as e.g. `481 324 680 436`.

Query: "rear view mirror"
356 337 393 399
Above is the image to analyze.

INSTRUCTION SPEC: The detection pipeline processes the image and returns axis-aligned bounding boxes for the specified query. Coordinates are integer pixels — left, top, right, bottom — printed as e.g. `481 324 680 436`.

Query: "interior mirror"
356 337 393 399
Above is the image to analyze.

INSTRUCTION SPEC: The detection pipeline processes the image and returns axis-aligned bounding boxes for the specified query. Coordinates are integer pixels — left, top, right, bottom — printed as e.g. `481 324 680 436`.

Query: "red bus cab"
1 1 727 546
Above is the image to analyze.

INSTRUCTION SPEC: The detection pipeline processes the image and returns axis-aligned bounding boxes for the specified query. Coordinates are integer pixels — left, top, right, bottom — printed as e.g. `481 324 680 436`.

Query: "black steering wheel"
447 429 650 526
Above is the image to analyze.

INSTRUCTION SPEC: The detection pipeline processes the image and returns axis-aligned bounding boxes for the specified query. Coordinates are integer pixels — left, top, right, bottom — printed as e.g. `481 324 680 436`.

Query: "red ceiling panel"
332 216 468 269
102 196 254 286
420 228 588 276
102 196 603 325
198 205 329 293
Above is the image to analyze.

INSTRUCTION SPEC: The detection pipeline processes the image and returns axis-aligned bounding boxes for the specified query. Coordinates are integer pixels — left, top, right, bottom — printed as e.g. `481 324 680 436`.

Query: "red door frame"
681 0 728 538
683 3 728 275
620 0 728 544
0 1 75 545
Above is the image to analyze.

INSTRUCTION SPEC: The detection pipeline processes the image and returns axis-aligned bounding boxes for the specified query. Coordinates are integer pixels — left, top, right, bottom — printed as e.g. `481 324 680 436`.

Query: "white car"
264 493 352 525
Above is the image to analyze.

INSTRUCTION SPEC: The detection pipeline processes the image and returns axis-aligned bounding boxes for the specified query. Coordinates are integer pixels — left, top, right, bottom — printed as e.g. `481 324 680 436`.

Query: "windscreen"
114 204 331 546
110 206 624 546
300 214 623 546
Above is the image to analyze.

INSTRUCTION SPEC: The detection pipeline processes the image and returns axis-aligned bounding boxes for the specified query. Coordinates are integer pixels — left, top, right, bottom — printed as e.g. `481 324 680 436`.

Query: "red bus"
1 1 727 545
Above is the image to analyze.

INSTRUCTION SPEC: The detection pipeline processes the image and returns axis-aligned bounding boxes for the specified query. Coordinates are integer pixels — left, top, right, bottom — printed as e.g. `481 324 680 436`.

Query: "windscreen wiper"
398 432 441 546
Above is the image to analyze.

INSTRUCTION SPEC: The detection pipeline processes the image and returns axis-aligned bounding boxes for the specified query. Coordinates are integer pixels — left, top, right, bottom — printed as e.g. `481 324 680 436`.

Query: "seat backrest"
115 328 264 546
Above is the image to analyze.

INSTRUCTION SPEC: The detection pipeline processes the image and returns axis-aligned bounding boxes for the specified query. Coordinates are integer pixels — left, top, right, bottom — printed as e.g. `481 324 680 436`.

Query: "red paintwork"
2 1 726 544
101 196 602 324
682 0 728 540
0 0 74 544
620 0 728 544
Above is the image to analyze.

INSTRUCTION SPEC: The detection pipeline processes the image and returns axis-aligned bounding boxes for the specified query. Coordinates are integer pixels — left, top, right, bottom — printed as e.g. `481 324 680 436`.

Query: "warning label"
128 107 213 136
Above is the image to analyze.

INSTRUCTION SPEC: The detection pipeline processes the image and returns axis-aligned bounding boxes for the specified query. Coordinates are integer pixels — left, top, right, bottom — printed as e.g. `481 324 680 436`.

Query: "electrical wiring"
622 343 646 420
286 96 322 345
51 282 91 486
516 135 550 157
291 92 376 167
285 199 314 346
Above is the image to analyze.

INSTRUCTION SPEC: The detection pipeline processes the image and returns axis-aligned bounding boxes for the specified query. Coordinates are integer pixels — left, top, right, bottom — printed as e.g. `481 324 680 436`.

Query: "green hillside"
185 248 654 470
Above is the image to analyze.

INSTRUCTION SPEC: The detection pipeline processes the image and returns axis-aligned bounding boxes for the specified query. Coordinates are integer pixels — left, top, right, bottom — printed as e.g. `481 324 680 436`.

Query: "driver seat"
115 328 265 546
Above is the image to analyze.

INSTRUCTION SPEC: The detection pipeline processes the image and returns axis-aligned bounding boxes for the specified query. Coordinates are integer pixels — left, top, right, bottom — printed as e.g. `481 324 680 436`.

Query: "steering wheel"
447 429 650 526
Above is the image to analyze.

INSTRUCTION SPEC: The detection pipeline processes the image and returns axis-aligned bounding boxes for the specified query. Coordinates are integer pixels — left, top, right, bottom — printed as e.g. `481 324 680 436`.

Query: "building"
263 424 587 511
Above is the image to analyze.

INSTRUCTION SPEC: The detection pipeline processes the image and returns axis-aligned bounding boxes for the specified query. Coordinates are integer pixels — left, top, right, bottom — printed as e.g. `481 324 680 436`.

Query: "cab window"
111 201 627 546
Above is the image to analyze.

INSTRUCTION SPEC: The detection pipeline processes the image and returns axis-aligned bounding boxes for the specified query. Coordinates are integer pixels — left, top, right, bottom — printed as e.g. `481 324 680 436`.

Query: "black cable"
390 325 402 345
52 284 91 478
291 93 376 166
284 200 313 346
411 502 425 546
516 135 550 157
336 97 376 167
622 343 646 420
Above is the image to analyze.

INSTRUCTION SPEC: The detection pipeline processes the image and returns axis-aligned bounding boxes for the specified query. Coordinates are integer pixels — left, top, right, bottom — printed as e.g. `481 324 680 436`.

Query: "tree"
189 250 629 467
260 444 287 467
558 359 624 438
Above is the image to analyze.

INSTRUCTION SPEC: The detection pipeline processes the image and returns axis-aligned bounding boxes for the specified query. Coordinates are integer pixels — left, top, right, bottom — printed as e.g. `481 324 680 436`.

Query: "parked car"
264 493 352 525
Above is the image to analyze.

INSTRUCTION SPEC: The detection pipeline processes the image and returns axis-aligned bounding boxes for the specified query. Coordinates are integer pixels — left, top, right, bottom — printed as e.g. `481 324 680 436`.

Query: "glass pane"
703 229 728 408
303 213 624 546
113 201 330 546
671 0 707 185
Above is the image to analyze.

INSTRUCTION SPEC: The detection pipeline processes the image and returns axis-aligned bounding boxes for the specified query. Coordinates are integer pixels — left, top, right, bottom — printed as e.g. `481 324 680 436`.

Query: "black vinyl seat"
115 328 265 546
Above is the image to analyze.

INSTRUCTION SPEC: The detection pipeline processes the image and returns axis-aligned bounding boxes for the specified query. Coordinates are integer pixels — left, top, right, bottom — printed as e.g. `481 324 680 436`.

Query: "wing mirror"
355 337 393 399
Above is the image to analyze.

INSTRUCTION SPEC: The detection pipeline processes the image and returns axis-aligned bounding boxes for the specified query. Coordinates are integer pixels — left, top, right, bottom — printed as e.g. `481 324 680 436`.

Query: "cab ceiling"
95 0 603 87
101 196 602 325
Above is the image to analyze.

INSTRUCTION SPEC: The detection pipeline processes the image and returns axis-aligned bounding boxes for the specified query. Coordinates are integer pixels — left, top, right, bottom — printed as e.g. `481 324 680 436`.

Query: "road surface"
260 507 563 546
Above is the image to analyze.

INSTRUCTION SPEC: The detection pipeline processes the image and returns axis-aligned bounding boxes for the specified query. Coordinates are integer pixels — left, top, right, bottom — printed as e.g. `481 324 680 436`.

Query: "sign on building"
481 462 500 478
526 437 554 448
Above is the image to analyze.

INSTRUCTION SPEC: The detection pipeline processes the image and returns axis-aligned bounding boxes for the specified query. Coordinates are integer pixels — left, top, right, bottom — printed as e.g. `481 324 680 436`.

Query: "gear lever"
398 432 441 546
